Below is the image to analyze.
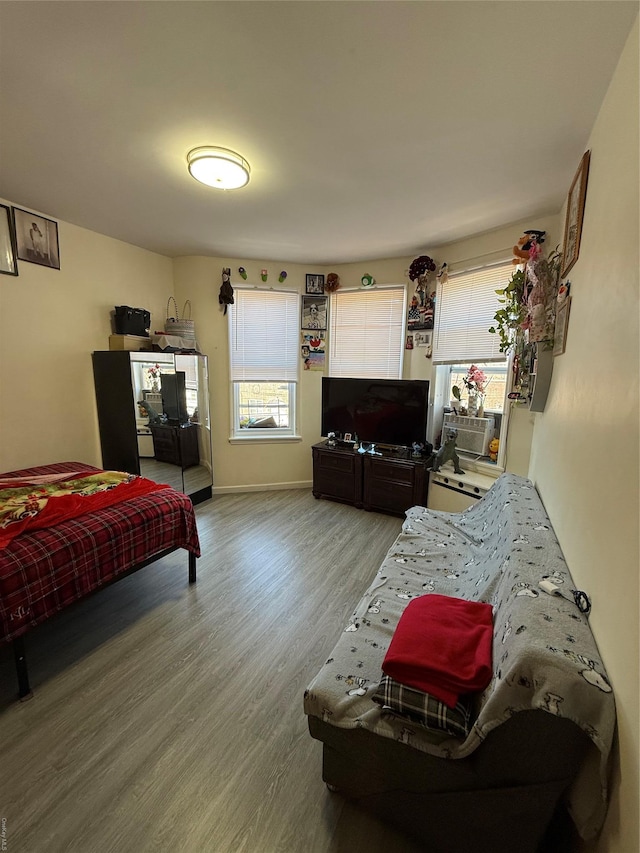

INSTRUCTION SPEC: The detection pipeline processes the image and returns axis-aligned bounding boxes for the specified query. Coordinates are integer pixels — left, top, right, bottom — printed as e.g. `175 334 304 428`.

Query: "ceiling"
0 1 637 265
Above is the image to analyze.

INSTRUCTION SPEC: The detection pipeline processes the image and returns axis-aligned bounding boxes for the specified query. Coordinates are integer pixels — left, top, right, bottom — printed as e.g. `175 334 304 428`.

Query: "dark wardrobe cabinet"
92 350 213 505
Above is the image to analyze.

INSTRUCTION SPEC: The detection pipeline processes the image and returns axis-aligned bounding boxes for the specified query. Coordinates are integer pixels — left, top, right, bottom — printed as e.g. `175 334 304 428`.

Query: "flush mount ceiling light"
187 146 251 190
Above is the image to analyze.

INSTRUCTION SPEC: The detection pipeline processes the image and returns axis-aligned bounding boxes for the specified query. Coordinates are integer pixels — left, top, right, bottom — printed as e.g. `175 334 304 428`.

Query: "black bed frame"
11 548 196 700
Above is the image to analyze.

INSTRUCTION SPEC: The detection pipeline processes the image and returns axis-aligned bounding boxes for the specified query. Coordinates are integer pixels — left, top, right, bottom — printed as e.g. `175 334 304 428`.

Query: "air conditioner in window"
442 414 496 456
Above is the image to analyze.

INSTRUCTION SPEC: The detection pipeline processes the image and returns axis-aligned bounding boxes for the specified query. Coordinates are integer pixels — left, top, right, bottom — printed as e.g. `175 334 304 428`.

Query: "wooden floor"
0 490 427 853
139 456 212 496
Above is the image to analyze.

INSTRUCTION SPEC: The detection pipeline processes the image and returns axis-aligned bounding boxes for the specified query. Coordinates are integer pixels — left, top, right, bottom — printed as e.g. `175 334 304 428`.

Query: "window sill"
455 452 503 479
229 433 302 444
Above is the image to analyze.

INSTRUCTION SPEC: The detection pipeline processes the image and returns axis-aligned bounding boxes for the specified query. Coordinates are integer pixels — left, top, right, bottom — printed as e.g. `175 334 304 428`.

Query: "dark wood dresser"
151 423 200 469
312 442 430 516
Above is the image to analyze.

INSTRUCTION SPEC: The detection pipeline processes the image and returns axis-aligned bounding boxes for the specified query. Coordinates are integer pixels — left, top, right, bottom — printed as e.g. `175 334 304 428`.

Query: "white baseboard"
213 480 312 495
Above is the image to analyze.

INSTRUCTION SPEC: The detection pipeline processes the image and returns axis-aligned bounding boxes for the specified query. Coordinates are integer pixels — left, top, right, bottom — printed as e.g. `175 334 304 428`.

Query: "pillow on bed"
372 674 472 739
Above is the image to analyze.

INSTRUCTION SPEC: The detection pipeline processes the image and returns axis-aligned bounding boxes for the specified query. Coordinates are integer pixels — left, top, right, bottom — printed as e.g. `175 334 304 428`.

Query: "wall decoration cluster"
301 292 327 370
0 205 61 275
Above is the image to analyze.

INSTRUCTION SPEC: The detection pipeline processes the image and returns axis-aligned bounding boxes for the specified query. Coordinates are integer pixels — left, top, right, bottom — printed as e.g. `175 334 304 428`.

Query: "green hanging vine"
488 268 528 353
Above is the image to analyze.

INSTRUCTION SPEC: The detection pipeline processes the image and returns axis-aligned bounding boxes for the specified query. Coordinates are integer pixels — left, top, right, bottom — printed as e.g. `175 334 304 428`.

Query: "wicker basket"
164 297 195 340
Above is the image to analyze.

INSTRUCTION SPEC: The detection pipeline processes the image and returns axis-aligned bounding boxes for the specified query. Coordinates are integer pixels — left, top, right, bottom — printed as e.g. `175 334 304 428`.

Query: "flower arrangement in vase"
147 363 162 392
452 365 489 417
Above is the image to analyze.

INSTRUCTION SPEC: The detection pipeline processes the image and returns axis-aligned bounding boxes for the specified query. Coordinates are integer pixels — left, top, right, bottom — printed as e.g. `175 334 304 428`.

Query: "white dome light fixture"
187 146 250 190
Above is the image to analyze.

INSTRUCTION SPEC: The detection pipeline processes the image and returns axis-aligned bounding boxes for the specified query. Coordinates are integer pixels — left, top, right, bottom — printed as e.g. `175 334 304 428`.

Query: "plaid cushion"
372 674 472 739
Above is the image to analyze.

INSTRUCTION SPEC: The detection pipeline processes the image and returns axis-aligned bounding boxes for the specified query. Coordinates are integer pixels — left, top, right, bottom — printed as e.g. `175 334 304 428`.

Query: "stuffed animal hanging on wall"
219 267 234 314
326 272 340 292
512 230 546 265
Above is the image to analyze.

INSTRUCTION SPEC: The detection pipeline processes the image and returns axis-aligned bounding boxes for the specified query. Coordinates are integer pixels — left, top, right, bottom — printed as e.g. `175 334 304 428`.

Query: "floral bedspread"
0 470 168 547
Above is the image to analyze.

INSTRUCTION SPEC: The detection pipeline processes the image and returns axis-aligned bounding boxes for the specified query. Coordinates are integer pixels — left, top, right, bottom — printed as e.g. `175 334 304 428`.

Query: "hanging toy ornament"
219 268 234 315
361 274 375 288
238 267 247 280
261 269 268 282
279 270 287 283
325 272 340 292
436 262 449 286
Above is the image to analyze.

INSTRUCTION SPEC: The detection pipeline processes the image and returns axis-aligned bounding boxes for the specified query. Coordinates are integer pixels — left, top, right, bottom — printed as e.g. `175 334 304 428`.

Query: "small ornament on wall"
238 266 247 280
361 274 375 288
261 269 268 282
325 272 340 292
219 267 234 314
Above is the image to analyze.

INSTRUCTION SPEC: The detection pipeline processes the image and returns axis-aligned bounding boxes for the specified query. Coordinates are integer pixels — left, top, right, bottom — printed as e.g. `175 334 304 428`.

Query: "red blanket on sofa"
382 593 493 708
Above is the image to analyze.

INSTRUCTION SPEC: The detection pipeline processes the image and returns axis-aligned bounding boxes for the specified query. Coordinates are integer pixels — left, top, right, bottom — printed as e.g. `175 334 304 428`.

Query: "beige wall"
172 257 321 491
0 206 174 473
0 206 549 485
171 214 558 490
528 18 639 853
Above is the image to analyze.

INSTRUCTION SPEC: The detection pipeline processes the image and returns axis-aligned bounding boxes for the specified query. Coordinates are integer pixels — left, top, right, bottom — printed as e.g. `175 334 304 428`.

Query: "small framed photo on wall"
0 204 18 276
305 273 325 294
553 296 571 356
301 295 327 330
12 207 60 269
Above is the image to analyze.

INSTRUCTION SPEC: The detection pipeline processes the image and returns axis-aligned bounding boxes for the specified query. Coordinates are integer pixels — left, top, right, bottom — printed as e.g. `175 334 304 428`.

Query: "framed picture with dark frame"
560 151 590 278
0 204 18 276
553 296 571 357
301 295 327 330
12 207 60 270
305 273 325 294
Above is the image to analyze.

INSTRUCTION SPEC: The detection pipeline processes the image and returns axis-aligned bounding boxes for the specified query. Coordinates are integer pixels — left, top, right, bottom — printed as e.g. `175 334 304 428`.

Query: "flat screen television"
321 377 430 448
161 371 189 425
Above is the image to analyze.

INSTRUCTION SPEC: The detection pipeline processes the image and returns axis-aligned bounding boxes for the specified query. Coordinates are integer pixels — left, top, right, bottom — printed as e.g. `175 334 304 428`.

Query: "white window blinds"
329 287 406 378
230 289 299 381
433 262 511 364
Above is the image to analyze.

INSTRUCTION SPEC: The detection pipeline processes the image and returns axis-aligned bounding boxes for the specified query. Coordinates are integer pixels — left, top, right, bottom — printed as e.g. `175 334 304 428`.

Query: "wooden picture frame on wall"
0 203 18 276
560 151 590 278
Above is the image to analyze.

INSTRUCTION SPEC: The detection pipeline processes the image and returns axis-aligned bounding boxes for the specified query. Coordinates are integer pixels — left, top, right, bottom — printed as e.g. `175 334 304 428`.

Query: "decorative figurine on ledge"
137 400 164 425
326 431 337 447
431 429 465 474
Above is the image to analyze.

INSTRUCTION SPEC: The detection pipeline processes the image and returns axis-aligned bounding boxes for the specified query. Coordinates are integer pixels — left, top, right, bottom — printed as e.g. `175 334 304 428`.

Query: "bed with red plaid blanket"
0 462 201 649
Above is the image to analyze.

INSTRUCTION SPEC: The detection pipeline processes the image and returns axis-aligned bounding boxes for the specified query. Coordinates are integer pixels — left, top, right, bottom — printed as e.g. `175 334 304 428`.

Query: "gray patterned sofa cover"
304 473 615 853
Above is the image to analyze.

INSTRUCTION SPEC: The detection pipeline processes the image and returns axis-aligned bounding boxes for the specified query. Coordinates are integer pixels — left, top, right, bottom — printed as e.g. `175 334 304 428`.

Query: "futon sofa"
304 473 615 852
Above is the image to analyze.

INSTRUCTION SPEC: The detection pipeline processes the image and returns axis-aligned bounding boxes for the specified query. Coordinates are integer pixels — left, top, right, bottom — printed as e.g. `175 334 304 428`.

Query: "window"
328 286 406 378
449 363 509 413
432 262 514 467
433 262 512 365
229 289 299 438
